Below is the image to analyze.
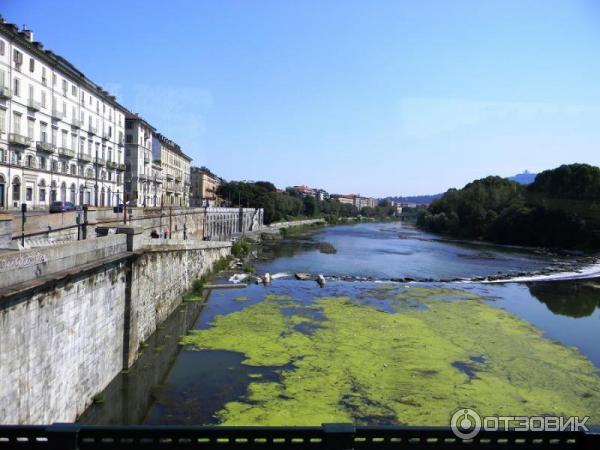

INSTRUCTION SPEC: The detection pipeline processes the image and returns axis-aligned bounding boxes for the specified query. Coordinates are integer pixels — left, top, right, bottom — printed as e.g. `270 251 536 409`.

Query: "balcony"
0 86 11 99
95 156 105 166
102 131 111 141
58 147 76 158
166 173 174 181
8 133 32 147
27 99 41 111
71 118 83 128
88 126 98 135
107 161 118 169
36 141 55 154
52 109 66 120
117 163 126 171
78 153 92 163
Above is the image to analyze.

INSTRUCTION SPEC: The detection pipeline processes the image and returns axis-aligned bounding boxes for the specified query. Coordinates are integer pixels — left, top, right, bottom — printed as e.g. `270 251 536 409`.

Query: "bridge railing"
0 423 597 450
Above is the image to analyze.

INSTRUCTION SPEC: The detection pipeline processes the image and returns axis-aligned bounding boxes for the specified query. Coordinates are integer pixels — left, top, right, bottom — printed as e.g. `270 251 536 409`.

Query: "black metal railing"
0 424 598 449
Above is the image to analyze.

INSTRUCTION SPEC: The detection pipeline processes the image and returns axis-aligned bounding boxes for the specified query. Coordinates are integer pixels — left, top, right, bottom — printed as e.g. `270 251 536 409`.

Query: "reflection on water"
80 222 600 425
528 279 600 318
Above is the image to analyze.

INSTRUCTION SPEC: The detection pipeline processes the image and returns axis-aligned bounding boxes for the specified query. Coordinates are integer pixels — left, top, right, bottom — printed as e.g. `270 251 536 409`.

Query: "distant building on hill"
290 184 330 200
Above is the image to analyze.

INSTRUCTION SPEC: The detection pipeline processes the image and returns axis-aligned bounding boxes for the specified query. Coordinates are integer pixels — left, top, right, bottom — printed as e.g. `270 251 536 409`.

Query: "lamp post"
94 149 98 207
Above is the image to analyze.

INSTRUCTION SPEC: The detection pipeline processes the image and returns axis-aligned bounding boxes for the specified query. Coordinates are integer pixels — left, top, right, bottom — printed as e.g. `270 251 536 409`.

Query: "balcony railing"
36 141 55 153
58 147 76 158
27 99 41 111
0 86 11 99
78 153 92 163
107 161 118 169
8 133 32 147
95 156 105 165
88 125 98 135
117 163 126 171
71 118 83 128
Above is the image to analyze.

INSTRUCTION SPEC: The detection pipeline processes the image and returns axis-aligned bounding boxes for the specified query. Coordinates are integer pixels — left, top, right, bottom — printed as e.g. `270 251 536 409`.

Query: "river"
79 222 600 426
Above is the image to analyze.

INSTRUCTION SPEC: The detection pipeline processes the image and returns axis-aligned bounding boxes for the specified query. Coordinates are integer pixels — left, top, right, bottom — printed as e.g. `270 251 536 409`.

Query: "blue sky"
4 0 600 196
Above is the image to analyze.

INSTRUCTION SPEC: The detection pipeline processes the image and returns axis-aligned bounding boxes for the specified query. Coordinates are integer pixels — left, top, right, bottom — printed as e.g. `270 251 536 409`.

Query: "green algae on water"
180 288 600 426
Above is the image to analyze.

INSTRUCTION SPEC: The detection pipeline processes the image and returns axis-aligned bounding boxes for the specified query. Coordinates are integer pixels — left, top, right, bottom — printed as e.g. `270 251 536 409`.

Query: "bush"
232 239 251 258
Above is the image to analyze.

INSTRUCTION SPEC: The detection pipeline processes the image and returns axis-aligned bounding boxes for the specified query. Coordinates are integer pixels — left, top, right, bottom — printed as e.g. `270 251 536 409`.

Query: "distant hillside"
417 164 600 249
387 194 442 205
508 171 537 185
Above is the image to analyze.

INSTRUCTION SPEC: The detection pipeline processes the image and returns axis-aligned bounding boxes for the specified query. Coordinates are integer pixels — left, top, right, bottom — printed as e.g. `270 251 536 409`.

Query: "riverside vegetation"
217 181 397 224
180 285 600 425
417 163 600 249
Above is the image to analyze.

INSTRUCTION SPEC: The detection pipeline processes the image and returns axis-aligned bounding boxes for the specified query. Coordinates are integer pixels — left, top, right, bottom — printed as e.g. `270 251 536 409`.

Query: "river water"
80 222 600 426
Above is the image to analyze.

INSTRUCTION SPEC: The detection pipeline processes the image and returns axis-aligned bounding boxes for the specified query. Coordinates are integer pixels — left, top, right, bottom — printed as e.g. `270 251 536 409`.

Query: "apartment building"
0 20 127 210
125 112 161 206
152 133 191 207
190 166 221 207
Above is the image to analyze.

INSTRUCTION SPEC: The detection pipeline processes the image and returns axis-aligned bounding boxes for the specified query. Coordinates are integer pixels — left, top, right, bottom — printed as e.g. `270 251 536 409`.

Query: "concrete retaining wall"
0 234 127 289
0 235 232 425
7 207 263 247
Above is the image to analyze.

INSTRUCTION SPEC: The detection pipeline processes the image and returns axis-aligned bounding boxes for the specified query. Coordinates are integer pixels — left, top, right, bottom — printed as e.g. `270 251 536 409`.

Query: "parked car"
49 201 77 213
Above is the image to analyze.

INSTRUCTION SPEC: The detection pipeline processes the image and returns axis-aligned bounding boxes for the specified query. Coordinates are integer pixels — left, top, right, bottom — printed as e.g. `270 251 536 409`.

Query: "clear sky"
4 0 600 196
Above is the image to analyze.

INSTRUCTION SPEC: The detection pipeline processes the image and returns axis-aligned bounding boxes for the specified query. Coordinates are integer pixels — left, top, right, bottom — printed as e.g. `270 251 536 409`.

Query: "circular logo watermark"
451 408 482 440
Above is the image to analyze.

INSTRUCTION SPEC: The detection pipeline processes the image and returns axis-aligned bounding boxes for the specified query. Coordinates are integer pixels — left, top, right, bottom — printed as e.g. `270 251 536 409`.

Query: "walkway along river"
79 222 600 426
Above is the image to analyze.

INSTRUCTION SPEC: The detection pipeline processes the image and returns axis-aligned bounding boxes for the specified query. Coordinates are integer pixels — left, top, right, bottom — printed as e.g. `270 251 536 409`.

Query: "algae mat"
181 286 600 426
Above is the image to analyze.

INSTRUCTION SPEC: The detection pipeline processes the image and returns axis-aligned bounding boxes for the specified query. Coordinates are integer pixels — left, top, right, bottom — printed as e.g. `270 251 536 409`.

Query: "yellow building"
152 133 191 207
190 166 221 206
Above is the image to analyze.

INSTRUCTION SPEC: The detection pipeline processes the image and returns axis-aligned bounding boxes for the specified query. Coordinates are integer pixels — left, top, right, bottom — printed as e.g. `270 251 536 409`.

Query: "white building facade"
0 20 127 210
125 113 161 207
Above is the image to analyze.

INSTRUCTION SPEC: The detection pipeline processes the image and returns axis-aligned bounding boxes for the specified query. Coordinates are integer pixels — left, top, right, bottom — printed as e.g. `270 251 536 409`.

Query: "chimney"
22 26 33 42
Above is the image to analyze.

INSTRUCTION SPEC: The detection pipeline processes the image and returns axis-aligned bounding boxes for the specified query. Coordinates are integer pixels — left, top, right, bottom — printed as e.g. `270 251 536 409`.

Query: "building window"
40 122 48 143
71 85 77 96
39 188 46 202
0 109 5 133
27 118 34 139
12 177 20 201
126 135 132 143
26 187 32 201
62 79 67 95
0 40 5 55
29 58 35 73
125 121 132 129
41 91 46 108
13 112 21 135
52 73 56 86
42 67 47 85
13 78 20 97
13 49 23 68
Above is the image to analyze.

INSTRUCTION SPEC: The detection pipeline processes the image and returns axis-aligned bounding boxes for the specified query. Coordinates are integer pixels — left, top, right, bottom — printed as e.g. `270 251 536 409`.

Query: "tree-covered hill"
417 164 600 249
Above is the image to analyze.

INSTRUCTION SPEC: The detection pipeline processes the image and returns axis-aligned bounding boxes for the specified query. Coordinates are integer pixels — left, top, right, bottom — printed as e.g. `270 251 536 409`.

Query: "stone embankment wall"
3 207 263 248
0 230 232 424
265 218 326 230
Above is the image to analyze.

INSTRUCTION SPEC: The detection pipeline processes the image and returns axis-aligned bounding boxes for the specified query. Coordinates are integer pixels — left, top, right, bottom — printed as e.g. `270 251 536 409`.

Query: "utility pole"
20 203 26 247
94 149 99 207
